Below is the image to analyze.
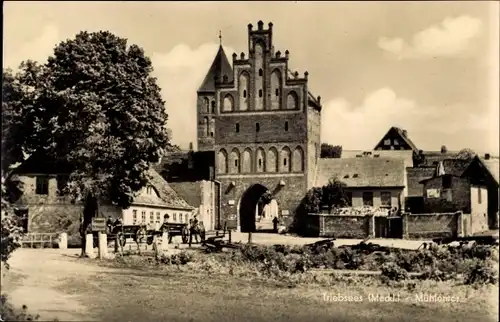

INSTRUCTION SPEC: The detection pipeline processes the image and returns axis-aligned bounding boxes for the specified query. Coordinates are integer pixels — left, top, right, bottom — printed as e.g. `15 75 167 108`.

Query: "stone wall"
403 212 459 239
307 213 374 239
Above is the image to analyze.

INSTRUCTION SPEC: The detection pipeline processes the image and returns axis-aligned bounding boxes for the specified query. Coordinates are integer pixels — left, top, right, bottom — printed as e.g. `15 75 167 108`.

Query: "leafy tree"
455 148 476 160
1 67 36 267
320 143 342 158
321 176 349 213
13 31 170 256
440 145 448 153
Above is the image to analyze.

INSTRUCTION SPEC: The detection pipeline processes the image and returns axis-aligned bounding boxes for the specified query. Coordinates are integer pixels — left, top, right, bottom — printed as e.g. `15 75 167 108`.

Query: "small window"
381 192 392 207
478 188 482 204
150 212 154 224
259 69 263 76
275 89 279 96
141 211 146 223
284 158 287 166
211 101 215 113
210 131 214 137
384 139 391 146
259 89 263 98
393 139 399 145
285 122 289 131
362 192 373 206
156 212 161 223
258 159 262 167
243 90 247 98
235 159 238 167
353 174 359 178
345 192 353 207
173 213 177 222
256 123 260 132
442 175 452 189
236 123 240 133
35 176 49 195
133 210 138 224
179 213 183 223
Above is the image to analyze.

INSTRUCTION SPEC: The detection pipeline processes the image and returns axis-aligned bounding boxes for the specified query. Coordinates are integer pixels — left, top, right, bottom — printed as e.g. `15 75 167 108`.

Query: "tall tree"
15 31 170 255
320 143 342 158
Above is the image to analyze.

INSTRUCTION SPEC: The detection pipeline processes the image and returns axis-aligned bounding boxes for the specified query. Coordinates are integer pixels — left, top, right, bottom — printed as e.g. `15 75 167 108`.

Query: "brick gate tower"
196 21 322 231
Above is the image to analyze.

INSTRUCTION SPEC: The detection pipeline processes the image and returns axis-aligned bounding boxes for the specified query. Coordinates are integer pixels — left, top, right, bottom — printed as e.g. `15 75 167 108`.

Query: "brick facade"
196 21 322 231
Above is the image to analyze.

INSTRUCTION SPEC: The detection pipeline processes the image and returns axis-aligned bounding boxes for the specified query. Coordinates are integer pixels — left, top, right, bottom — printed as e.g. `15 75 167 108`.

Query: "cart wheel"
182 231 189 244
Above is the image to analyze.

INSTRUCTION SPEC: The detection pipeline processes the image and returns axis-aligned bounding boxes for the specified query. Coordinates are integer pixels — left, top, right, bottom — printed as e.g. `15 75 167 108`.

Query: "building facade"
196 21 322 231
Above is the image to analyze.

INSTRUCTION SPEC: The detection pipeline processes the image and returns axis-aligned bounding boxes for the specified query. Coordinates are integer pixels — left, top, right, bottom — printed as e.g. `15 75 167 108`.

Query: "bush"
463 259 498 285
157 251 193 265
0 295 58 321
381 262 409 282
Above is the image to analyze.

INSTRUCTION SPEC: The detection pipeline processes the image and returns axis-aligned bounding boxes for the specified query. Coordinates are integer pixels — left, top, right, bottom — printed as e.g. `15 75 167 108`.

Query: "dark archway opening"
239 184 271 233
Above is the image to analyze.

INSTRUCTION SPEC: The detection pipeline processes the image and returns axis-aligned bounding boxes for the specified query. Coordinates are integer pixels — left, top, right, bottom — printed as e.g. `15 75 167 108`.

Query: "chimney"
485 153 491 160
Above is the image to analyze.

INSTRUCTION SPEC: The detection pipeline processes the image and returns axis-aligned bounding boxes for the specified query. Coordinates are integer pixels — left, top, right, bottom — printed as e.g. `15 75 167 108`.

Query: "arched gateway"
238 184 279 232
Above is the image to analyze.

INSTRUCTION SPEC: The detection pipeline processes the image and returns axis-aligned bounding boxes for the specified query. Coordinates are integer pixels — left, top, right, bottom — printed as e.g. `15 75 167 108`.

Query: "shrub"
0 295 58 321
157 251 193 265
463 259 498 285
381 262 409 282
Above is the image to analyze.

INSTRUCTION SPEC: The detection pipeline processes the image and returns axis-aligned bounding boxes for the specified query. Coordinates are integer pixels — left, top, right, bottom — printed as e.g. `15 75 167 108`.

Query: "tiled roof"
135 169 193 210
198 45 233 92
480 158 499 184
168 182 203 208
315 158 405 188
406 167 435 197
440 159 471 176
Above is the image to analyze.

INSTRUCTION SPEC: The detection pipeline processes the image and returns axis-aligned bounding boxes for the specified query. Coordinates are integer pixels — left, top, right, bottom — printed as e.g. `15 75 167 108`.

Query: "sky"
3 1 499 155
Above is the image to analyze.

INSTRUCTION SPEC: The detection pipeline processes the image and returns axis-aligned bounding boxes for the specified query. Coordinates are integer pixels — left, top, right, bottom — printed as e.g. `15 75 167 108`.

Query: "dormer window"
146 186 154 195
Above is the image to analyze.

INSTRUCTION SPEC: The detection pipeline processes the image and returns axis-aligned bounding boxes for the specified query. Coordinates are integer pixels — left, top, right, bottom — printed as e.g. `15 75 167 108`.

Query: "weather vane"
219 30 222 45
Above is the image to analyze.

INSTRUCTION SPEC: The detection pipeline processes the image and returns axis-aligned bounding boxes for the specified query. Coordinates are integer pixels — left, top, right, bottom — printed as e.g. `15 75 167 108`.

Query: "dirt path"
1 249 116 321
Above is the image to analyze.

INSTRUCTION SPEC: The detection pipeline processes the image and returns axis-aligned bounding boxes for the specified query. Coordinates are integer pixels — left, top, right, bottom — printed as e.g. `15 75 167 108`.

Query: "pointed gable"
198 45 233 93
374 127 418 151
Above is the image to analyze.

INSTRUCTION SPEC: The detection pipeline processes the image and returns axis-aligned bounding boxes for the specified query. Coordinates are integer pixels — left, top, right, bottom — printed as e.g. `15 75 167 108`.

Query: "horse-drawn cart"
92 222 190 247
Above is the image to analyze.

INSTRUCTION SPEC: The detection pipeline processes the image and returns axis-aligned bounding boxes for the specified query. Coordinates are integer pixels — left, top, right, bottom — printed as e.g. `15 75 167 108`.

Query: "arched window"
239 72 250 111
211 101 215 113
209 119 215 137
286 91 298 110
241 148 252 173
270 69 282 110
267 147 278 173
259 68 263 77
217 149 228 174
259 89 263 98
256 148 265 173
223 94 234 112
202 97 209 113
280 147 291 172
292 146 304 172
229 149 240 174
203 117 209 137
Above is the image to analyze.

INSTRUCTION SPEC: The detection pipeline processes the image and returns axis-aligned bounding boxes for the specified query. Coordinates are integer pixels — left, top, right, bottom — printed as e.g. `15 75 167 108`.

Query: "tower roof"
198 45 233 93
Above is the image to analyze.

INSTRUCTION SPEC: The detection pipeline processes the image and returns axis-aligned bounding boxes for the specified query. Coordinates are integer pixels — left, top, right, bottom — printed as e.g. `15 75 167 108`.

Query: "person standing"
188 217 200 247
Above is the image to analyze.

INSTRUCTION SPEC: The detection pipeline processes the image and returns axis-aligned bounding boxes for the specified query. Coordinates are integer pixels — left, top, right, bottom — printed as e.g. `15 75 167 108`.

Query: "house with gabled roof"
419 156 498 232
374 127 418 152
11 154 194 245
315 157 406 210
